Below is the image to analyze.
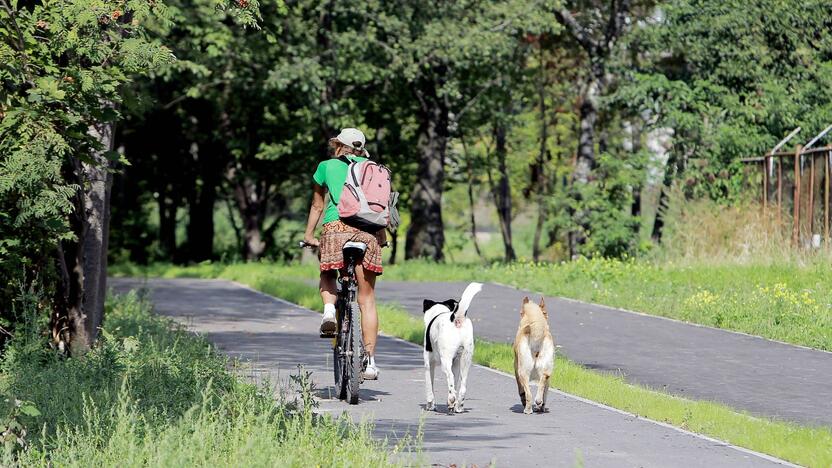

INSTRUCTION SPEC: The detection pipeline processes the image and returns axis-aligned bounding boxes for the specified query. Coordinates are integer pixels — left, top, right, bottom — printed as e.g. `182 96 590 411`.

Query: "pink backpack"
337 157 400 232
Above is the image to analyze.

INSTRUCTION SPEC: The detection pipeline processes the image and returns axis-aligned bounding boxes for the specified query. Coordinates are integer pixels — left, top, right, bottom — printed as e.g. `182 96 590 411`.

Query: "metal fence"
743 128 832 247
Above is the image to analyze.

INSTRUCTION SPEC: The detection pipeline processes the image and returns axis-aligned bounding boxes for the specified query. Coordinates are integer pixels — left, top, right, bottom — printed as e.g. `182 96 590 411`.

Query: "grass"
1 290 405 467
113 258 832 352
111 262 832 467
381 258 832 351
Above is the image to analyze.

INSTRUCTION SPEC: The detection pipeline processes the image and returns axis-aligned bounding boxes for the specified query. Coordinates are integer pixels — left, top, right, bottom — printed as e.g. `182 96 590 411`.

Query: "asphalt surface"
375 281 832 428
111 278 793 468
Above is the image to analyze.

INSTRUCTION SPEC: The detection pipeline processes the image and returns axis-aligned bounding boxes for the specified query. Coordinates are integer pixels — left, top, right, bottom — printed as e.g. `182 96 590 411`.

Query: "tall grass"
656 194 828 265
2 291 402 467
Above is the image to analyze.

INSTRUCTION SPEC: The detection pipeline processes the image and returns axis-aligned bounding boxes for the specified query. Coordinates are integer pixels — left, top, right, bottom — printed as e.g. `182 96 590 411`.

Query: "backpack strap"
329 156 357 205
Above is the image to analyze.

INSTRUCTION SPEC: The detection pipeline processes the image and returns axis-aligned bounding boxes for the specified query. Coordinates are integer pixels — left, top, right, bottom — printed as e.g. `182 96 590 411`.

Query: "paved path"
375 281 832 428
112 278 792 468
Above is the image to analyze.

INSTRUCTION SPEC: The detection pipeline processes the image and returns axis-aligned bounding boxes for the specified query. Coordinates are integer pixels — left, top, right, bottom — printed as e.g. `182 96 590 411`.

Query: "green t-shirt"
313 155 367 225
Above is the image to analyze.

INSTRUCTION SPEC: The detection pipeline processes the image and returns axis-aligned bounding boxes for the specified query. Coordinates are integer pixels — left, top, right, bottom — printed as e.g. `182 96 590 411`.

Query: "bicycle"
300 240 367 404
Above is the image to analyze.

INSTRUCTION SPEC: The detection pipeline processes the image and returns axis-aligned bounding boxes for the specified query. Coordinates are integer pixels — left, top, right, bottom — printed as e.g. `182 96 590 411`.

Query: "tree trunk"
232 173 267 261
652 151 680 242
568 73 602 258
466 161 484 261
51 159 89 355
406 86 448 261
629 121 643 236
158 192 178 261
185 190 215 262
185 155 218 262
223 195 244 256
388 229 398 264
80 119 115 347
492 121 516 262
461 139 484 260
532 56 550 262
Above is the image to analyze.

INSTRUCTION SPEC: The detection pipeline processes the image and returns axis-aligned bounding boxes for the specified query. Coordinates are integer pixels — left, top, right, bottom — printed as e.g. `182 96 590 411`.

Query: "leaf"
104 150 121 162
20 404 40 417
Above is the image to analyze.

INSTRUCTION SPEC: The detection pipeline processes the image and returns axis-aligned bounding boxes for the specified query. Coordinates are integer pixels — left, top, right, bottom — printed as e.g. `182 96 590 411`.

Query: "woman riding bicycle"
302 128 385 380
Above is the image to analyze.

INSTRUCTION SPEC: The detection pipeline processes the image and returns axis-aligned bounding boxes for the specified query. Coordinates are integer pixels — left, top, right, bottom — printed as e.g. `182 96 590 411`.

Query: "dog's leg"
424 351 435 411
534 370 551 413
518 371 533 414
534 340 555 413
514 355 526 408
515 338 534 413
440 353 457 414
452 357 461 400
455 349 473 413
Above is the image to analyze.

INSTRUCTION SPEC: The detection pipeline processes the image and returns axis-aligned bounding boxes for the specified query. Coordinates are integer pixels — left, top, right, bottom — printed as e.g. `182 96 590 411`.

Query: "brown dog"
513 297 555 414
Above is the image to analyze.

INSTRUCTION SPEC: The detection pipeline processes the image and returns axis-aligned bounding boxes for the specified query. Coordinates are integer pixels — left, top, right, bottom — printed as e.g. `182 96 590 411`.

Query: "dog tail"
457 282 483 319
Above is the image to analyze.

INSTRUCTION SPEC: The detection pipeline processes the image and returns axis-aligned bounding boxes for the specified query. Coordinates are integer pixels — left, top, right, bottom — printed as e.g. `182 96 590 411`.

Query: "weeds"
1 291 398 467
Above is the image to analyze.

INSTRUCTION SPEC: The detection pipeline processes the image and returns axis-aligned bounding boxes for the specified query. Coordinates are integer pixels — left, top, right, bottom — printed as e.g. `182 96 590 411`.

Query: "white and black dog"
423 282 483 413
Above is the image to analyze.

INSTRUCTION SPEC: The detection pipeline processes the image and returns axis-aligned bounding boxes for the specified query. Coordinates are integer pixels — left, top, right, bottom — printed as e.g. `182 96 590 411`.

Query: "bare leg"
356 265 378 356
320 270 337 306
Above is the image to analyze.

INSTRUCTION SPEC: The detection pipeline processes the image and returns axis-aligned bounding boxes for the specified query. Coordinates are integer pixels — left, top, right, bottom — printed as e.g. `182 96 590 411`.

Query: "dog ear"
522 296 530 304
539 297 547 317
443 299 459 312
423 299 437 313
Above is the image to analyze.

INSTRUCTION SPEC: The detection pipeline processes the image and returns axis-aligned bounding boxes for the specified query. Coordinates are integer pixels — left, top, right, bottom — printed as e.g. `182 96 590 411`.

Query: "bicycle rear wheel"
346 301 363 405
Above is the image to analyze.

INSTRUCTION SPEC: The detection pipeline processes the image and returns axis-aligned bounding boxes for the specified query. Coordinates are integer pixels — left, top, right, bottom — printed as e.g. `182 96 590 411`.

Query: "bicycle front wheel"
346 301 363 405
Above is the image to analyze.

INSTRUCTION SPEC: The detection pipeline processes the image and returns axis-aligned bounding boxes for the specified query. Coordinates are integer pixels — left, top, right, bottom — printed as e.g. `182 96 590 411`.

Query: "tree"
620 0 832 241
554 0 645 257
0 0 258 353
363 0 553 260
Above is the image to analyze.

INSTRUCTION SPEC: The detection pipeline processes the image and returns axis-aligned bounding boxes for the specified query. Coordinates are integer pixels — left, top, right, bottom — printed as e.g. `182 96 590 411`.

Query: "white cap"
334 128 366 150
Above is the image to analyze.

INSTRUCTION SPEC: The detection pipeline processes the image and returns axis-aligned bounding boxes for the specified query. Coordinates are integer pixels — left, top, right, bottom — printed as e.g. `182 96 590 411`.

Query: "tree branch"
554 7 598 55
450 77 500 129
603 0 632 54
0 0 25 51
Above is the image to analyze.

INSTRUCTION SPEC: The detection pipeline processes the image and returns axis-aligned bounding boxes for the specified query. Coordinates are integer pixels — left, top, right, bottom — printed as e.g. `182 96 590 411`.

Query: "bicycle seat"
342 241 367 265
343 241 367 252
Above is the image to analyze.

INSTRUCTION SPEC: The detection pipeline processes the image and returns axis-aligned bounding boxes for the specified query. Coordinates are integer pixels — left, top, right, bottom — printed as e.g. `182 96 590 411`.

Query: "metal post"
793 145 802 246
762 156 769 211
809 154 815 237
826 149 830 247
778 156 783 227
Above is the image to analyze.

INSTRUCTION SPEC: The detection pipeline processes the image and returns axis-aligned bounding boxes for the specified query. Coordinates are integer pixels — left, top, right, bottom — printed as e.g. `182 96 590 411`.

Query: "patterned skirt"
319 220 385 274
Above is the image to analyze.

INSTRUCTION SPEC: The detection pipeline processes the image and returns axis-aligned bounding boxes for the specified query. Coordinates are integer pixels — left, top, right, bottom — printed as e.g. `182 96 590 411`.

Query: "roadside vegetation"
1 291 403 467
113 252 832 352
111 263 832 467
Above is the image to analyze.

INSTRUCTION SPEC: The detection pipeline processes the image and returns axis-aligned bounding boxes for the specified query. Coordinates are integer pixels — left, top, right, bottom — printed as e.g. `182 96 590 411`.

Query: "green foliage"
622 0 832 197
1 292 399 466
0 0 259 335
